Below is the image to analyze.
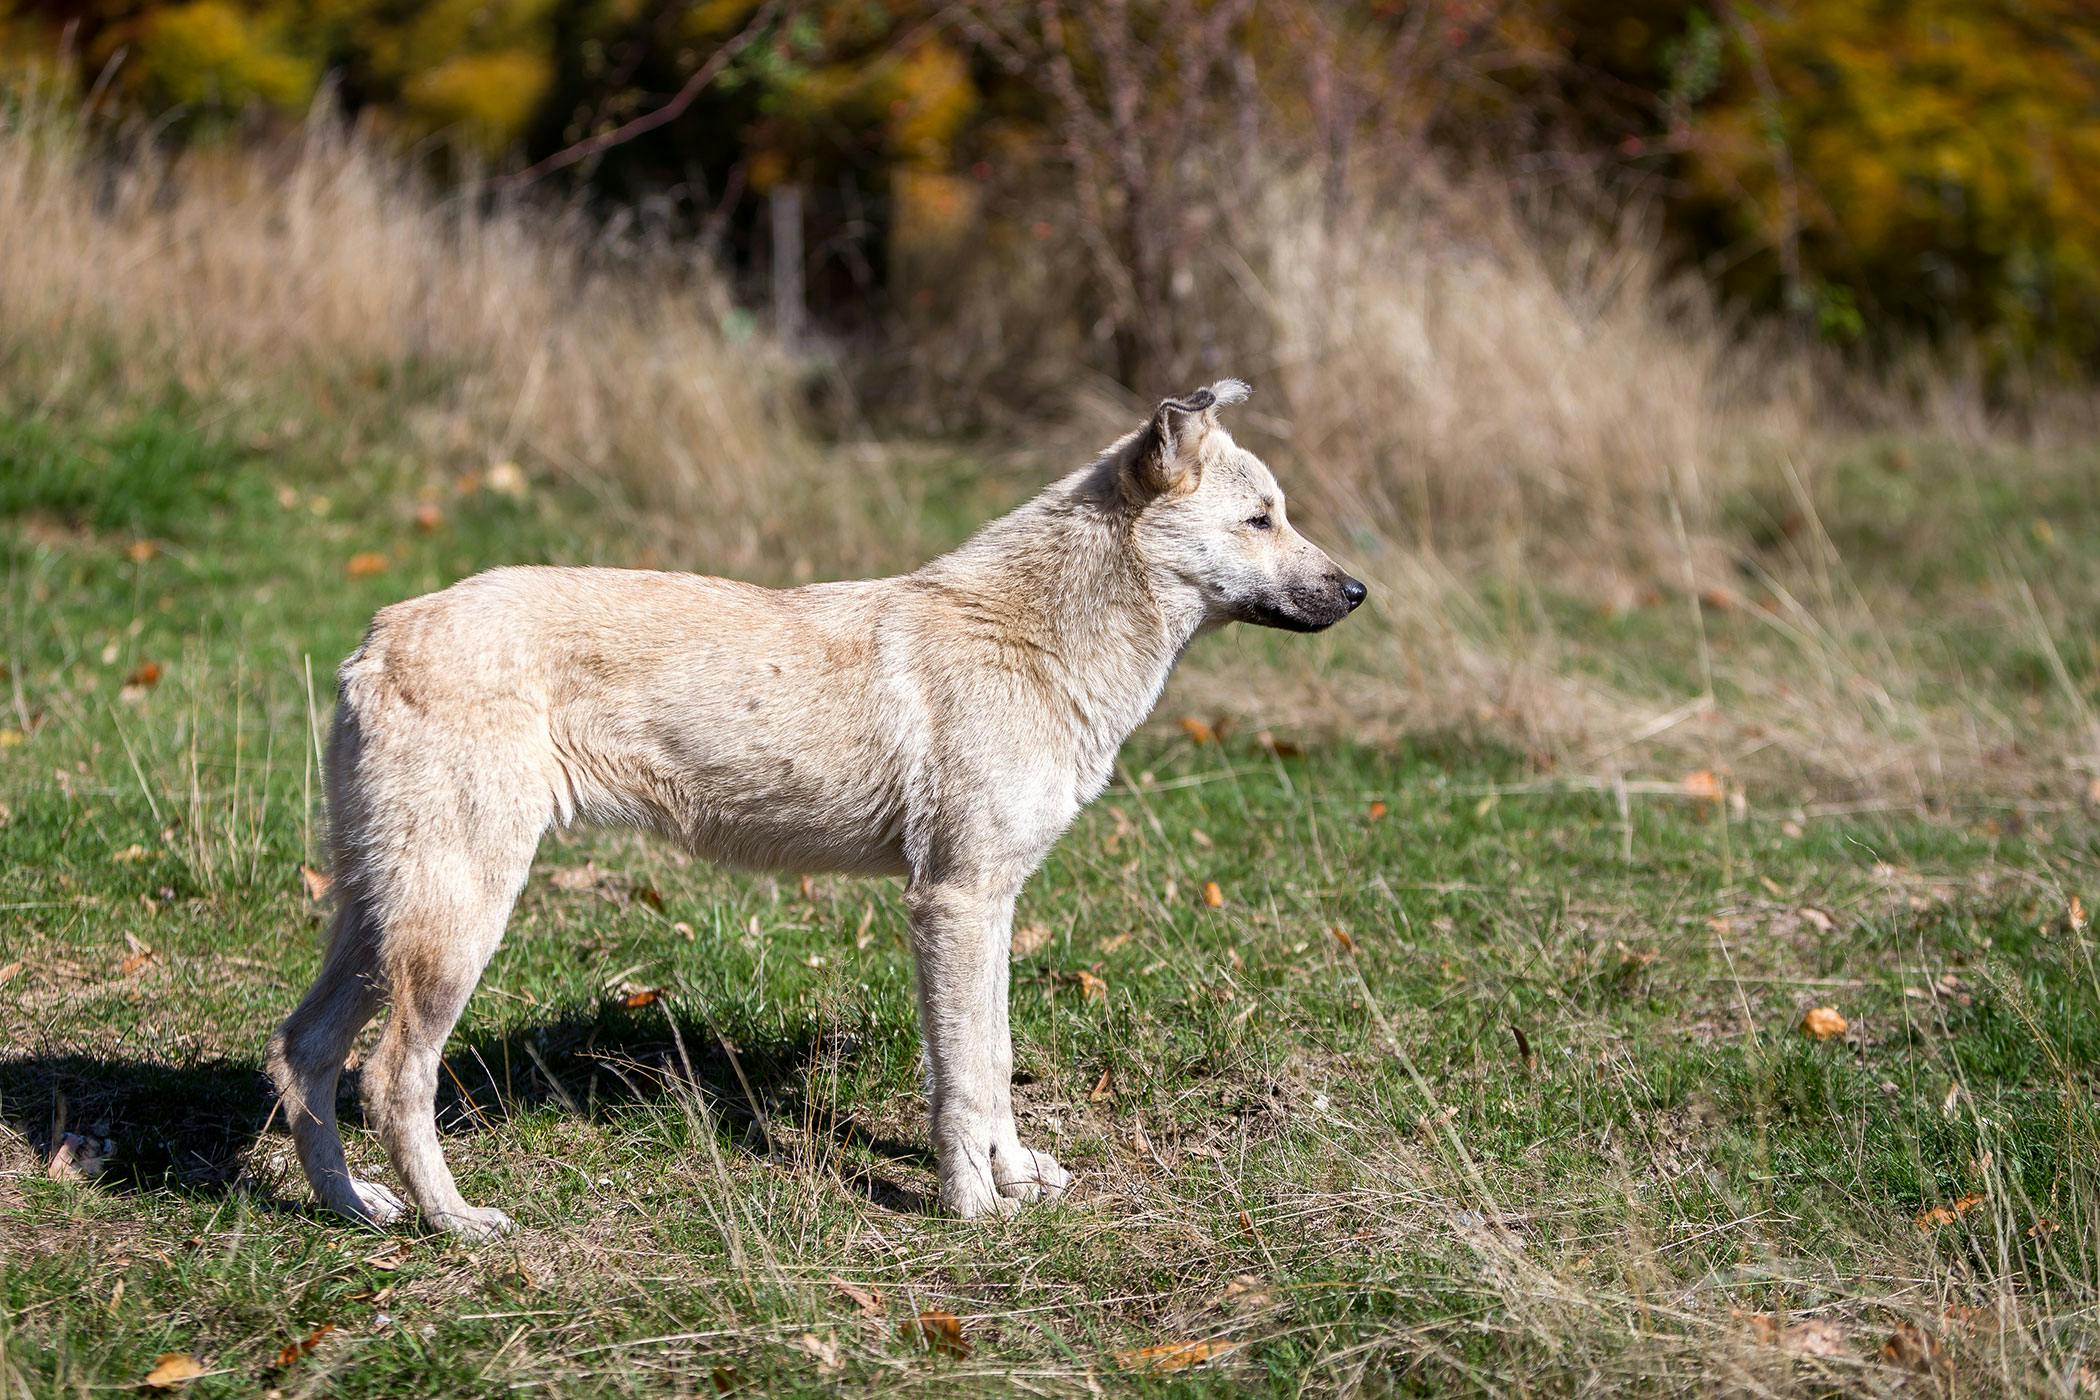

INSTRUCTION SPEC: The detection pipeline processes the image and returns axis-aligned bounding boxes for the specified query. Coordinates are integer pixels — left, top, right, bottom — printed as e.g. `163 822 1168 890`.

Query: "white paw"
429 1204 515 1241
994 1144 1071 1203
350 1179 408 1225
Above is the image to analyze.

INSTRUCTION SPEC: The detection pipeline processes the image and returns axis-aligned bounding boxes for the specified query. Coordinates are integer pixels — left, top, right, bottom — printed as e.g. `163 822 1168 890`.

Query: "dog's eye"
1246 513 1273 531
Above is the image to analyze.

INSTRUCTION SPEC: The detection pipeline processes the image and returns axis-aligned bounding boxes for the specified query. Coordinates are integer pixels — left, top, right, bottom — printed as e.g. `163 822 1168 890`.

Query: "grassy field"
3 382 2098 1398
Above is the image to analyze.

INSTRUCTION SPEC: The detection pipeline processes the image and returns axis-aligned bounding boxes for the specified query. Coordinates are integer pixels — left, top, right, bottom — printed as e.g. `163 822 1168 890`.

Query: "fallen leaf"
1915 1192 1986 1231
0 729 23 748
2028 1216 2061 1241
1189 827 1213 849
1254 731 1302 758
620 987 663 1009
1179 715 1216 745
118 947 156 976
1880 1322 1946 1375
1800 1007 1847 1040
1682 769 1724 802
548 862 607 892
1011 923 1053 957
112 843 149 863
1089 1067 1113 1102
413 503 444 533
345 551 390 579
1099 931 1131 953
1614 940 1658 968
362 1243 412 1271
143 1353 207 1388
1060 969 1108 1001
2072 895 2089 932
1331 926 1357 955
1782 1318 1847 1357
1202 880 1225 908
273 1323 336 1369
1798 906 1837 933
1367 800 1388 821
1114 1339 1238 1372
125 539 159 564
829 1275 884 1318
1508 1022 1538 1075
901 1310 969 1359
124 660 163 689
793 1332 844 1373
0 959 21 987
299 864 333 901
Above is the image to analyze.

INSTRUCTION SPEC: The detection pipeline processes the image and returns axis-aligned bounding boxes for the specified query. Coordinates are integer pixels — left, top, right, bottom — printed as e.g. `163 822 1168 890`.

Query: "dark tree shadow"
0 1000 933 1216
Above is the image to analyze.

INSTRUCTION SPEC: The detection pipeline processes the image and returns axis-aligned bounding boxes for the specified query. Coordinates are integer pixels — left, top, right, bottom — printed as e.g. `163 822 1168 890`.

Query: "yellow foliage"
401 49 553 155
137 1 315 111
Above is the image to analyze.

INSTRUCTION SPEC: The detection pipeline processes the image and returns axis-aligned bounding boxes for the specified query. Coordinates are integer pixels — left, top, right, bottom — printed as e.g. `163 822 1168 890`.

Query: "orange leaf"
1179 715 1215 745
1061 969 1107 1001
1202 881 1224 908
345 552 389 579
621 987 663 1009
299 864 333 901
1089 1067 1113 1102
143 1353 207 1388
1115 1339 1238 1372
1915 1193 1985 1231
829 1275 884 1318
1800 1007 1847 1040
124 539 159 564
2071 896 2088 932
413 503 444 533
902 1309 969 1359
1682 769 1724 802
124 661 163 689
1331 926 1357 955
273 1323 336 1369
1367 800 1388 820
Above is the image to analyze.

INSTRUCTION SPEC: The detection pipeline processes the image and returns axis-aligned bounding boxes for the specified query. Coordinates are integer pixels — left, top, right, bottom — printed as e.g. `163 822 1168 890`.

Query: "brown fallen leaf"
143 1353 207 1388
362 1243 412 1271
2028 1216 2061 1241
828 1274 884 1318
1800 1006 1847 1040
1798 906 1838 933
125 660 163 689
273 1322 337 1369
1331 926 1357 955
1915 1192 1986 1231
621 987 664 1009
2071 895 2089 932
1254 730 1302 758
548 862 608 892
1011 922 1053 957
901 1310 969 1359
112 843 149 863
1115 1339 1238 1373
1683 769 1724 802
1060 969 1108 1001
125 539 159 564
793 1332 844 1373
1179 715 1216 745
299 864 334 901
345 552 390 579
1202 880 1225 908
1367 800 1388 821
1089 1067 1113 1102
1880 1321 1947 1375
0 959 22 988
413 503 444 533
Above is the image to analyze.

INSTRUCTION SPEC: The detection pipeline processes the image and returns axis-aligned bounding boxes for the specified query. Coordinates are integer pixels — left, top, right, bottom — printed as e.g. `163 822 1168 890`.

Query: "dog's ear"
1129 379 1250 498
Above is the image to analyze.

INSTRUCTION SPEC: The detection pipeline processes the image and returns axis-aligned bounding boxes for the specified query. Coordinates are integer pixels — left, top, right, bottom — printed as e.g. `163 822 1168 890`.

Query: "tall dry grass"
0 88 845 570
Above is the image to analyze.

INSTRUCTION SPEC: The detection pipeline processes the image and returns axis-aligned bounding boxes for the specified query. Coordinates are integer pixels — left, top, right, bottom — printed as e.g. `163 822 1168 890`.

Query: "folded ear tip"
1209 378 1251 406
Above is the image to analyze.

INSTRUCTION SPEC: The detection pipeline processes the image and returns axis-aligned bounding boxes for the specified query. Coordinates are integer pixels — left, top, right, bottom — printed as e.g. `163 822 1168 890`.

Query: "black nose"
1341 576 1368 610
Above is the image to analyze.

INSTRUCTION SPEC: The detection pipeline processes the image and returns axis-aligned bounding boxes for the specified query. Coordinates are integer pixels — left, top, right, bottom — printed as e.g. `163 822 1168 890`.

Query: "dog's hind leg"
267 895 404 1225
360 819 540 1241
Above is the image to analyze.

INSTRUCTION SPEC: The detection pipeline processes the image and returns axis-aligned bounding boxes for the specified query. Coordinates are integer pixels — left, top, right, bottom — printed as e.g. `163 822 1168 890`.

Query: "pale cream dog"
268 381 1365 1236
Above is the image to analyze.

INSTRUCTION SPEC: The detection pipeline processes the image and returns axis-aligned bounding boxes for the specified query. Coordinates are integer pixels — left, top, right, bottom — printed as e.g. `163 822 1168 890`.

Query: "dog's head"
1116 380 1366 633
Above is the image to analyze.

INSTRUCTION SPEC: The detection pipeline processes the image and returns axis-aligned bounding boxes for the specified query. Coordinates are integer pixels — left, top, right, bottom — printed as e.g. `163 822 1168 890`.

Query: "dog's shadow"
0 1003 935 1216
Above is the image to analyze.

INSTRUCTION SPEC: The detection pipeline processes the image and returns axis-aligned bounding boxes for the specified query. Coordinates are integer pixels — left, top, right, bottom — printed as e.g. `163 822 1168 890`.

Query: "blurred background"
3 0 2097 801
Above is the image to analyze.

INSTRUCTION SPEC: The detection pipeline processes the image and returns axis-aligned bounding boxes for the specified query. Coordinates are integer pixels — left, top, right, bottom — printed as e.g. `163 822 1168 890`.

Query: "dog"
266 379 1366 1236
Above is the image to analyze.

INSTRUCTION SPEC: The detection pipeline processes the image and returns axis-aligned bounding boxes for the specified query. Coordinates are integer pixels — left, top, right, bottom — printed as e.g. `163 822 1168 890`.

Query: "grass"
3 380 2098 1397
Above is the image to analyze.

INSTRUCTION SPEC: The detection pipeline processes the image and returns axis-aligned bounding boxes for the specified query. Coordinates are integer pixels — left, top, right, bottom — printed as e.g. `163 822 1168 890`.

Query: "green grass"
3 391 2098 1396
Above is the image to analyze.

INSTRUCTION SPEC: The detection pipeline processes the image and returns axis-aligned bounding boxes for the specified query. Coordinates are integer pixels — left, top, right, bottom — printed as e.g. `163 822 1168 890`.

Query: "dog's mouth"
1238 596 1349 633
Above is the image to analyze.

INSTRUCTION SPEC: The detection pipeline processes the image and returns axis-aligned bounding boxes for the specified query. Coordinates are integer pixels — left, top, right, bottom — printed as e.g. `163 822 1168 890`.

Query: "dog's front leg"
906 876 1072 1217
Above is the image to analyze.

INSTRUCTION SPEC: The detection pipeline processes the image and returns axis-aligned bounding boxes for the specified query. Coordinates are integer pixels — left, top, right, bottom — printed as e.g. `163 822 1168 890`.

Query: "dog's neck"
917 464 1206 754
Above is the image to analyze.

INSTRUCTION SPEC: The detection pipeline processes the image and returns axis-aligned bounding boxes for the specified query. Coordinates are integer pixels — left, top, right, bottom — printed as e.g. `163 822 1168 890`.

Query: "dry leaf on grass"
299 864 333 901
362 1243 412 1271
1179 715 1216 745
548 862 609 892
124 661 162 689
1089 1067 1113 1102
345 551 390 579
273 1323 337 1369
1059 969 1108 1001
1800 1007 1847 1040
828 1275 883 1318
901 1310 969 1359
1798 906 1838 933
1682 769 1724 802
0 959 22 988
125 539 158 564
143 1353 207 1388
1202 880 1225 908
1115 1339 1238 1372
620 987 663 1009
1737 1313 1846 1357
1915 1192 1986 1231
2071 895 2089 932
1880 1322 1948 1375
1331 926 1357 954
793 1333 844 1373
1367 800 1388 820
1011 923 1053 957
413 503 444 532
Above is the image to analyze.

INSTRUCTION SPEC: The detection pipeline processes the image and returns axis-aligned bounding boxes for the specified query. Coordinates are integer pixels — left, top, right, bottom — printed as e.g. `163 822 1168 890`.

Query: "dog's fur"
267 381 1364 1236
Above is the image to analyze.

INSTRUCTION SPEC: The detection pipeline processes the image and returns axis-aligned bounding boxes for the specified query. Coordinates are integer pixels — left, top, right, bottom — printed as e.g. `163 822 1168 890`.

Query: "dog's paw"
349 1178 409 1226
994 1143 1071 1203
428 1204 516 1241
